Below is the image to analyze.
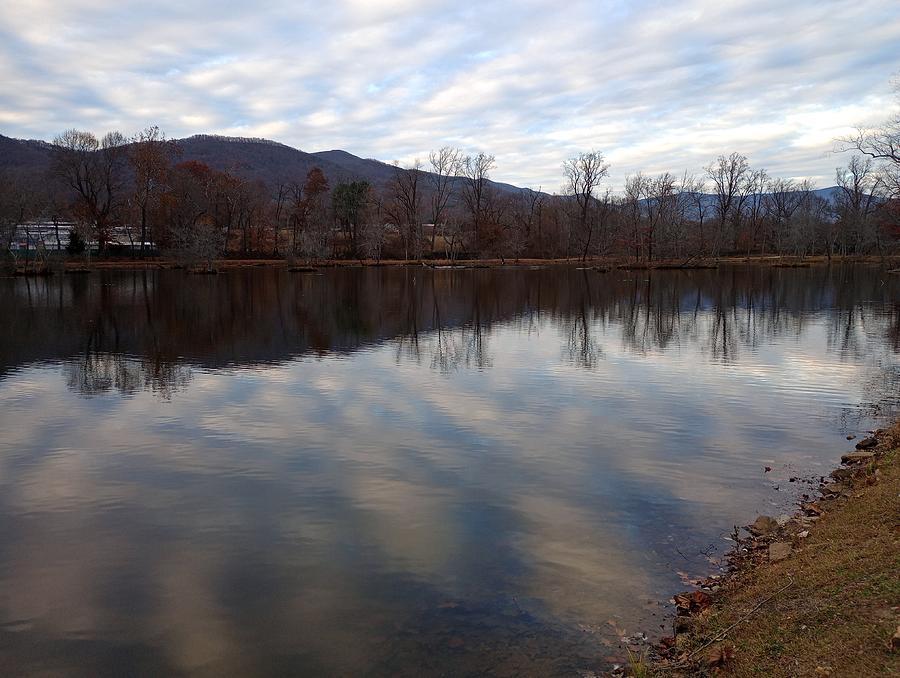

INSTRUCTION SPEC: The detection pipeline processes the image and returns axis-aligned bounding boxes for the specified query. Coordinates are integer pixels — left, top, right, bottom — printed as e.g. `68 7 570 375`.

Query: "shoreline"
4 253 899 275
629 422 900 677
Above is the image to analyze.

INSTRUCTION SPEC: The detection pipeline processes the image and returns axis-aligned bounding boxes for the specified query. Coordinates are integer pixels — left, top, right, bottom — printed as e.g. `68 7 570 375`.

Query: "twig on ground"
688 575 795 659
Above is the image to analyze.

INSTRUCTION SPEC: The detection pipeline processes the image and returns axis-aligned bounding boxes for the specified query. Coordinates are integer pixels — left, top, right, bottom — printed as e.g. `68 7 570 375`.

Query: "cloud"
0 0 898 189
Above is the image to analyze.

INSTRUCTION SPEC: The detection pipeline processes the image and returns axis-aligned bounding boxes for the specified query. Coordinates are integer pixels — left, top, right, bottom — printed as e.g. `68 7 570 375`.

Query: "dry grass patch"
656 427 899 677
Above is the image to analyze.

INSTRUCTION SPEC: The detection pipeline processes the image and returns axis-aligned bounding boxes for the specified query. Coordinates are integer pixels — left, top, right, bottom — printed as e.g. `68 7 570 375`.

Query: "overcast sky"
1 0 898 190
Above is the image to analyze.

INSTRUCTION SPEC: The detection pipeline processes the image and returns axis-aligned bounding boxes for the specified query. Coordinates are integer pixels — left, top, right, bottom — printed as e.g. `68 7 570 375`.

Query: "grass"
653 424 900 677
628 648 650 678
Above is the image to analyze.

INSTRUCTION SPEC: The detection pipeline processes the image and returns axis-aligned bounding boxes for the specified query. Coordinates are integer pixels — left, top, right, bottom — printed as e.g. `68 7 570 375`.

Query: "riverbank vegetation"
642 423 900 677
2 89 899 271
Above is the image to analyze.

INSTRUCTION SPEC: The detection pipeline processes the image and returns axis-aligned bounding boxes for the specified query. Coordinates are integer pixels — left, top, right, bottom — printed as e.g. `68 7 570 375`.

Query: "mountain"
173 135 350 187
311 149 401 185
177 136 533 196
0 135 53 172
0 132 848 206
0 133 528 196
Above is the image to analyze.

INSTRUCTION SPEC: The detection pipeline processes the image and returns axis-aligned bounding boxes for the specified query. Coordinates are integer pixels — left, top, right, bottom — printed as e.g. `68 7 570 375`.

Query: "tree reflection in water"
1 265 898 390
0 264 897 678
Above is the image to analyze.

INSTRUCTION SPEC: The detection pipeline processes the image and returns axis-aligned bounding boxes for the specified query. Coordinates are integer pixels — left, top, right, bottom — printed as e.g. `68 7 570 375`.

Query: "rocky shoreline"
610 423 900 677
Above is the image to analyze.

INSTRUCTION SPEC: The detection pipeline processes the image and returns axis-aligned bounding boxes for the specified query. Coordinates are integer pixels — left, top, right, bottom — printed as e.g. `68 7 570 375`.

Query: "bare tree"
509 188 545 259
563 150 609 261
386 161 424 260
705 152 750 255
271 182 290 256
841 81 900 191
302 169 332 261
461 152 496 252
764 178 802 255
623 174 646 260
0 169 45 269
52 129 128 255
332 180 372 260
163 161 226 271
130 126 176 257
788 179 820 256
428 147 463 254
684 175 709 255
644 173 680 261
835 155 881 255
740 168 769 257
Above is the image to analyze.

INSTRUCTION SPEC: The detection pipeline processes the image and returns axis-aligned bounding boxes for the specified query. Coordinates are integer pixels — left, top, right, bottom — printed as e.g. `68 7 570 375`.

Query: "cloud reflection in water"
0 266 897 676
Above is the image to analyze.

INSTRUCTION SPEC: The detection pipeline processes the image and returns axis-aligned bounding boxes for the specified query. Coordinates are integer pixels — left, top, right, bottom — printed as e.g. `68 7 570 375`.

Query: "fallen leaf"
673 590 712 615
706 643 735 669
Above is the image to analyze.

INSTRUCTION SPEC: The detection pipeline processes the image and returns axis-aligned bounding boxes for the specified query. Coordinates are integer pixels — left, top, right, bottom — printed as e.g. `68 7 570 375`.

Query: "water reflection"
63 353 193 398
0 265 897 677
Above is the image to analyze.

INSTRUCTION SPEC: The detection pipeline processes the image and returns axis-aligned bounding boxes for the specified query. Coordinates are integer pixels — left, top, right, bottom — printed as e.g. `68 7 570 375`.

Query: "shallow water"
0 265 897 676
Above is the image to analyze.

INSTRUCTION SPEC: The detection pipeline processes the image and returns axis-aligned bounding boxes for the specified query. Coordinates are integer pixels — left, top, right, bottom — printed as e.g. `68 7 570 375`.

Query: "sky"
1 0 899 190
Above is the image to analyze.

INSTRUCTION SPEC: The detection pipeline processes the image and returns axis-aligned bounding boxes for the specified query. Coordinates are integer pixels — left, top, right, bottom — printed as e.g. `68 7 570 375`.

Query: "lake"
0 265 897 677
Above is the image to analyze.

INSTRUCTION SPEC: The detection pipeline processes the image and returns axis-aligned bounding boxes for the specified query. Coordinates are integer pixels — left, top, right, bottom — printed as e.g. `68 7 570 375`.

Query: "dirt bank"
633 423 899 677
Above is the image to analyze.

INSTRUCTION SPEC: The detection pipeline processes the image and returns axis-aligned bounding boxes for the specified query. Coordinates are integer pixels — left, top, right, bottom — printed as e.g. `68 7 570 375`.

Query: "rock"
748 515 778 536
801 502 824 516
815 668 834 677
841 450 875 464
855 437 878 449
768 542 792 562
821 482 845 496
797 530 809 538
831 467 855 481
846 434 856 440
892 626 900 653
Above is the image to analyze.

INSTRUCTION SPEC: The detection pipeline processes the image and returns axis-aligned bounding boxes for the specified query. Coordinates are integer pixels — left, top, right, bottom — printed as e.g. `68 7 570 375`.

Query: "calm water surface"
0 265 897 677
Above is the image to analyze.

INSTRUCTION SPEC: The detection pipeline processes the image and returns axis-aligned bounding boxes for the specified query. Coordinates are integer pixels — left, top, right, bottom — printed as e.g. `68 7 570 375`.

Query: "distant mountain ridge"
0 133 531 197
1 132 845 206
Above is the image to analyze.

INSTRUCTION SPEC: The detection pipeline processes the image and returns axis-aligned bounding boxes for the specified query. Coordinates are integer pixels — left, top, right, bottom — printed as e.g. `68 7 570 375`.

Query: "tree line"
1 91 899 268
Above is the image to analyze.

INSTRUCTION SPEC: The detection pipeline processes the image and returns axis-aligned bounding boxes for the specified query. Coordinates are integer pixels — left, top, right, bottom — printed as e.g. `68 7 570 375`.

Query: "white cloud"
0 0 898 189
